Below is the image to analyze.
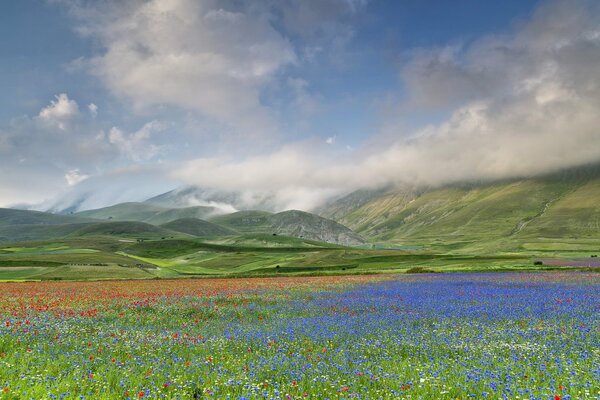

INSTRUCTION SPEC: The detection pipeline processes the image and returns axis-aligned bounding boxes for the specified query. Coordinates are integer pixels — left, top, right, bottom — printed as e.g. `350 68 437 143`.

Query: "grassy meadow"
0 273 598 399
1 232 598 282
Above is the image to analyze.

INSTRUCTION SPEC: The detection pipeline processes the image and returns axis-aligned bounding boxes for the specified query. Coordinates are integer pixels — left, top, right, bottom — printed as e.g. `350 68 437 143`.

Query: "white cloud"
88 103 98 117
325 135 336 145
59 0 368 139
37 93 80 130
108 120 166 162
0 93 157 207
64 169 89 186
69 0 298 137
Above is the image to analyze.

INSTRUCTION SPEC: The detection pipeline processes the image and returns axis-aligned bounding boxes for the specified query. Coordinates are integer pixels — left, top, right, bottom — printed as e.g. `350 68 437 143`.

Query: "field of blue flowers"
0 273 598 399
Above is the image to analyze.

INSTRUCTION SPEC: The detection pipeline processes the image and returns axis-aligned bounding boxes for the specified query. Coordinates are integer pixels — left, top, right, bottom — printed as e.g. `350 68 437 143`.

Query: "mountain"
145 186 277 212
0 208 179 243
319 165 600 251
75 202 221 225
54 200 366 245
67 221 176 238
210 210 365 246
267 210 366 246
160 218 237 237
0 208 91 243
0 208 89 227
209 210 273 232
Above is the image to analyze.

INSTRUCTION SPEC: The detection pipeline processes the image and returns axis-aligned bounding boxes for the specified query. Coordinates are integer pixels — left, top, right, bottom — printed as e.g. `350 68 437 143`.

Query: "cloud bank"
171 0 600 209
2 0 600 212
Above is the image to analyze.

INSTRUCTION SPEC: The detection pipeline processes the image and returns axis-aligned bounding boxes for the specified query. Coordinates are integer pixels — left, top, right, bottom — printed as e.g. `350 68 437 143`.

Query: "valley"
1 166 599 281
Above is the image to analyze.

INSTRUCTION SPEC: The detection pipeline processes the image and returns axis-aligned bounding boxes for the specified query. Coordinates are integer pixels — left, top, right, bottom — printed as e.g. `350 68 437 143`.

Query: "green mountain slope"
0 208 89 227
320 167 600 251
68 221 177 238
160 218 237 237
0 208 93 243
210 210 365 245
209 210 273 232
519 179 600 239
75 202 220 225
75 202 164 221
0 208 180 243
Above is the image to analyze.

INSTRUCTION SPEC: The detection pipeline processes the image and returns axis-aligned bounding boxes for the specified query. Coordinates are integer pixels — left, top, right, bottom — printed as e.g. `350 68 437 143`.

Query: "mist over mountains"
2 0 600 212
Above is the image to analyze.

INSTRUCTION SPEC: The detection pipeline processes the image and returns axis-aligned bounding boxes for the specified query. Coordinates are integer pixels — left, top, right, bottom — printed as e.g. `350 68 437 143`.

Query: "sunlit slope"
321 172 600 248
322 188 419 233
519 179 600 238
368 181 574 241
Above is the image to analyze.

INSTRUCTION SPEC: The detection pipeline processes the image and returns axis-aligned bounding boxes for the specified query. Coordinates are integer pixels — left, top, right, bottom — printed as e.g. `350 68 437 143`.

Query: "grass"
0 216 598 281
322 175 600 254
0 273 597 398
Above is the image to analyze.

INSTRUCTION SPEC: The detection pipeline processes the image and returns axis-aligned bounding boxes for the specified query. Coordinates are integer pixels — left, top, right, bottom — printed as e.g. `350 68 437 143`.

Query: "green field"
0 231 596 281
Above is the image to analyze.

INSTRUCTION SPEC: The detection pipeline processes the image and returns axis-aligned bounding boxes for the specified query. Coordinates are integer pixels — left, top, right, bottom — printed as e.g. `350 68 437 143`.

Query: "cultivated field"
0 273 598 399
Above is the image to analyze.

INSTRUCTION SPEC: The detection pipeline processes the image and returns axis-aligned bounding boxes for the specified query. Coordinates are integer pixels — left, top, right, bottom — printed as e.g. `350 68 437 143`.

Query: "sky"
1 0 600 212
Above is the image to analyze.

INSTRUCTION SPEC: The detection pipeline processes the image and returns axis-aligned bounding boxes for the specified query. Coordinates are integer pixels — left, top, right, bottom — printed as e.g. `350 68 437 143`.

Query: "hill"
0 208 179 243
160 218 237 237
0 208 89 227
210 210 365 246
0 208 94 243
75 202 221 225
209 210 273 232
267 210 366 246
68 221 177 238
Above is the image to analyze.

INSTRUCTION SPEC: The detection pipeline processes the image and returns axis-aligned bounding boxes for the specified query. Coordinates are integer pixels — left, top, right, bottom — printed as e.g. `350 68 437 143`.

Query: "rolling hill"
209 210 273 232
0 208 90 227
210 210 366 246
160 218 237 237
0 208 180 243
67 221 177 238
75 202 222 225
0 208 94 243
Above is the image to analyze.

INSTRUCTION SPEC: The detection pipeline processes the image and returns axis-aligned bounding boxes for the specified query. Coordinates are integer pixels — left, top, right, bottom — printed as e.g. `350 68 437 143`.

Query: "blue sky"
1 0 599 211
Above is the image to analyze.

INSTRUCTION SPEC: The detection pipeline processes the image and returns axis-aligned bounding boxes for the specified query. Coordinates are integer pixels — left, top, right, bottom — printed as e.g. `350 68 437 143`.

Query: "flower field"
0 273 598 399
